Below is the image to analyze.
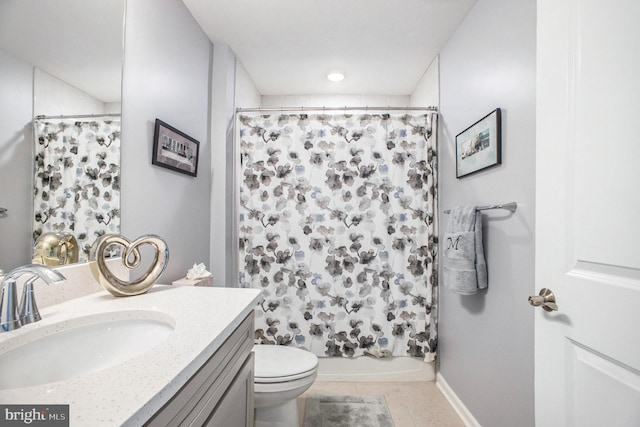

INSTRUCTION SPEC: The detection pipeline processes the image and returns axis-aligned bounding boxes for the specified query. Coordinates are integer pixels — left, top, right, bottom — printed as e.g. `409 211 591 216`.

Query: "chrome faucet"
0 264 66 332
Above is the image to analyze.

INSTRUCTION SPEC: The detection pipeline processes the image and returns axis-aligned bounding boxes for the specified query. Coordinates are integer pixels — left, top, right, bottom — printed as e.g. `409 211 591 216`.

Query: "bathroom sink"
0 311 174 390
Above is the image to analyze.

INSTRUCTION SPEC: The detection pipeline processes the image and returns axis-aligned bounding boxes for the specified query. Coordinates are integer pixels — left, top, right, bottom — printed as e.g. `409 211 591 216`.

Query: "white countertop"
0 285 261 426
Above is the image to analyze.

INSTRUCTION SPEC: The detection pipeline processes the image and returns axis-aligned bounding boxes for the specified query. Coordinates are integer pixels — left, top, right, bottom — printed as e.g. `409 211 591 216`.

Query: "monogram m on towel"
444 205 488 294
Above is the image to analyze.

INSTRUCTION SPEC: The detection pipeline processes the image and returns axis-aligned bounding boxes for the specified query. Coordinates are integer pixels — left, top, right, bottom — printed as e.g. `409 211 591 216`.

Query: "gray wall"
210 44 237 287
235 61 261 109
437 0 536 426
0 50 33 271
410 56 439 108
121 0 212 283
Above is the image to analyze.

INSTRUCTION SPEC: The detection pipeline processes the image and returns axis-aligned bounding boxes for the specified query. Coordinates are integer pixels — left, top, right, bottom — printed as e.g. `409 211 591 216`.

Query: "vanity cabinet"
145 313 255 427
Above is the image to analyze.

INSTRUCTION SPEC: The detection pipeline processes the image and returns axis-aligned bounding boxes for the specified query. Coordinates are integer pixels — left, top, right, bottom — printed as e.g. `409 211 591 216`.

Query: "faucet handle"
1 264 66 332
1 280 21 332
19 276 42 325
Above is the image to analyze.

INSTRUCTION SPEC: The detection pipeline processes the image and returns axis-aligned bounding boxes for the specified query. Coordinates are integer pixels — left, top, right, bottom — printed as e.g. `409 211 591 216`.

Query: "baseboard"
436 373 482 427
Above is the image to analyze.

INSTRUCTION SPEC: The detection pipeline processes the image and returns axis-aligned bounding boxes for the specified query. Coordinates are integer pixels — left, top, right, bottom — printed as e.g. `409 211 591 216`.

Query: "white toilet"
253 344 319 427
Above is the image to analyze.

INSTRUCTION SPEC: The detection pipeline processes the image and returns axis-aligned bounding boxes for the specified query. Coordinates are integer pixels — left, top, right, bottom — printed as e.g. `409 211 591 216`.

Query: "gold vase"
32 232 79 266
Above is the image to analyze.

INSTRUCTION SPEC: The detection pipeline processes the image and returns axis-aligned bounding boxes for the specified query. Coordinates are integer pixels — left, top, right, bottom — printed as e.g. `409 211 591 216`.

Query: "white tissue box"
172 276 214 287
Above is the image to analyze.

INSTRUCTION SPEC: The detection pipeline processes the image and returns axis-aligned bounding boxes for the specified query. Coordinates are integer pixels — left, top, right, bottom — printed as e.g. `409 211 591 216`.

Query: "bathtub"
316 357 435 382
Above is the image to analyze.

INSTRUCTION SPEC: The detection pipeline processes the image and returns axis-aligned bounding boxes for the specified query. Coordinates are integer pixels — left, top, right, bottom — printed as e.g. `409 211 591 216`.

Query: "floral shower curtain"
238 112 438 361
33 118 121 261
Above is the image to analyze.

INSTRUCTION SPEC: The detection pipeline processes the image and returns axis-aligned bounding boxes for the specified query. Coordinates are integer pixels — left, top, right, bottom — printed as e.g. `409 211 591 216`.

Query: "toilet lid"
253 345 318 380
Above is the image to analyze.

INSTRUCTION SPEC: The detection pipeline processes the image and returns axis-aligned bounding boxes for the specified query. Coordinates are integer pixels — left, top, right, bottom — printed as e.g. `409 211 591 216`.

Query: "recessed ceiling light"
326 71 346 82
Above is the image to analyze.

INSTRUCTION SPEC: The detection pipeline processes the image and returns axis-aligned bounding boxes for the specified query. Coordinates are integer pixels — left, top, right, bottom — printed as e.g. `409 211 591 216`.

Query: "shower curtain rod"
34 113 121 120
235 106 438 113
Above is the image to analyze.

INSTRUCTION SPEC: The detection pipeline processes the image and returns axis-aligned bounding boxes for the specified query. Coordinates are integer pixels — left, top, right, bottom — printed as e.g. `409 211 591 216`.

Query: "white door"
535 0 640 425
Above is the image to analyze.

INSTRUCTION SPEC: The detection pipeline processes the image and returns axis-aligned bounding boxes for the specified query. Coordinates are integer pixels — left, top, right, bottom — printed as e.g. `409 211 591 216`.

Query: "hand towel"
443 205 488 295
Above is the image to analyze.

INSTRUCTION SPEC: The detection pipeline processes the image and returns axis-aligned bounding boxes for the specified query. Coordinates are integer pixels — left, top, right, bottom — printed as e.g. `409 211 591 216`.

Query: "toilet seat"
255 368 317 383
253 345 318 426
253 345 318 383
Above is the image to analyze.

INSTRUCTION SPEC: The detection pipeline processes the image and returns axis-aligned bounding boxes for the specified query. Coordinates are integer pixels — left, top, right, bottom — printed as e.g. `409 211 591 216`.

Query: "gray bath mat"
303 394 395 427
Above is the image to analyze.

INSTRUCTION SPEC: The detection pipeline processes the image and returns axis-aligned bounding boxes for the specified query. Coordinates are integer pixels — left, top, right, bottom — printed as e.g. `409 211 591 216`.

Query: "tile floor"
297 381 465 427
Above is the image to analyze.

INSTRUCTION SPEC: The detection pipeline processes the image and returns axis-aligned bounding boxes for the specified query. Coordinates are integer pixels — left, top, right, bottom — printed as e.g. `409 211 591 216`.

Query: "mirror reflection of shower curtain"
238 112 438 361
33 118 121 261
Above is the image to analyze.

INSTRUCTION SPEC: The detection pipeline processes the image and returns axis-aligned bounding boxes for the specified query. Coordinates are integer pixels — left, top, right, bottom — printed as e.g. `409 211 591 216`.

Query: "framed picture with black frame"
152 119 199 177
455 108 502 178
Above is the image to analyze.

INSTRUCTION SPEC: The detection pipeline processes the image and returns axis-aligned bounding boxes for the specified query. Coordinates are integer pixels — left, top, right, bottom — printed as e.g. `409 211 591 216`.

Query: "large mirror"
0 0 125 267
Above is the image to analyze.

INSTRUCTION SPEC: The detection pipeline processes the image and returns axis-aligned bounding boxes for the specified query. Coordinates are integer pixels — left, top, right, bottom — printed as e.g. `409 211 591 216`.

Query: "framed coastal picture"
152 119 199 177
455 108 502 178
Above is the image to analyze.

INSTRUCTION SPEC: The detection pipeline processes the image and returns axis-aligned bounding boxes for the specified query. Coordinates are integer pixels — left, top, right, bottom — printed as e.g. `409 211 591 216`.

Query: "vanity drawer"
145 312 254 427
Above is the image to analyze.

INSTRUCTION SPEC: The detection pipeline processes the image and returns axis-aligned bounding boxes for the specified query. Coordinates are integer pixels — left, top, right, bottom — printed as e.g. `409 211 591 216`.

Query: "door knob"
528 288 558 312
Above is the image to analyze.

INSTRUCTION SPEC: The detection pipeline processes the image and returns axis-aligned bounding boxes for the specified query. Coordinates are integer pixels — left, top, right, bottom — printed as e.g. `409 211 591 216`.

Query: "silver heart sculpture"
89 234 169 297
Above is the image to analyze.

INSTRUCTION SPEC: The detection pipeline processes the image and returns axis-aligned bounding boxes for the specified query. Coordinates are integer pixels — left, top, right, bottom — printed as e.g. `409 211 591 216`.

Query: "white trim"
316 357 435 382
436 373 482 427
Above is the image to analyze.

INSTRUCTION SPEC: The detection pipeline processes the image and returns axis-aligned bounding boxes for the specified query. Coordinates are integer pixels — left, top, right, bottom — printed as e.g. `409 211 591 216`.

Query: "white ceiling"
0 0 124 103
0 0 476 102
182 0 477 96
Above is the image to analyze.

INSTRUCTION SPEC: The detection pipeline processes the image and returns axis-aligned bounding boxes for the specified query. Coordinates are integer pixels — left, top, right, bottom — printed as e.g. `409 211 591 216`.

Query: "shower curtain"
238 112 438 361
33 118 121 261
